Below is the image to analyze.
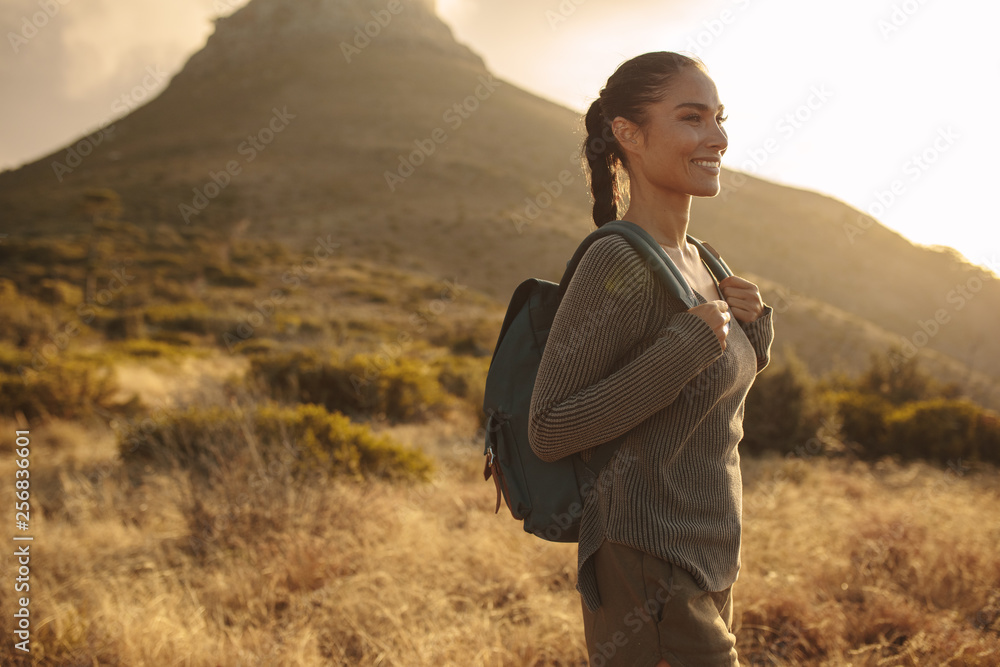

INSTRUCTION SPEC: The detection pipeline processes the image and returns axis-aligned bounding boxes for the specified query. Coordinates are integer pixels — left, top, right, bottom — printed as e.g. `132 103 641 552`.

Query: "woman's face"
617 67 729 198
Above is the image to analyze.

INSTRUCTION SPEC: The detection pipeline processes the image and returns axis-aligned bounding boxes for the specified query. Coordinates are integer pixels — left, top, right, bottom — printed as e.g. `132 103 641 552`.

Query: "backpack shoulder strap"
688 236 733 283
555 220 700 308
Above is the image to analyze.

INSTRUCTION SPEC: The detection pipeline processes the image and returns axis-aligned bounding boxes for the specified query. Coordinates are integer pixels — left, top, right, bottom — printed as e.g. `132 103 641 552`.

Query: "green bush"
742 355 831 456
0 350 118 422
0 280 62 347
203 263 257 287
829 390 895 457
143 302 237 337
245 348 452 423
245 347 361 414
852 345 959 405
433 353 489 421
119 402 433 481
885 398 1000 465
350 352 449 422
828 391 1000 465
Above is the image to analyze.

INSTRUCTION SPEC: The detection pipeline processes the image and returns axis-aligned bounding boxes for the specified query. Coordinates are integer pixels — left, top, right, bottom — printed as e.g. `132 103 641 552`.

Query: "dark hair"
582 51 708 227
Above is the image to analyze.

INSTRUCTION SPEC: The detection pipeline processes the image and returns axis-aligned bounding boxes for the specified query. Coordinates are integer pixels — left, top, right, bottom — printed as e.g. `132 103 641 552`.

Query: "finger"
718 275 754 290
723 293 758 312
720 284 760 302
729 302 763 323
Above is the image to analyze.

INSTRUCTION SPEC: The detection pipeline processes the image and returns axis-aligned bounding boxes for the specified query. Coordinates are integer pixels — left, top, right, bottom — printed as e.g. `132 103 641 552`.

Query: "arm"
528 236 724 462
741 305 774 373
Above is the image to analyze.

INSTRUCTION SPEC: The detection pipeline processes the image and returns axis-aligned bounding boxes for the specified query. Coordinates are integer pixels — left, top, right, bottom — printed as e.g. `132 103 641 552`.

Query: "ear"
611 116 643 155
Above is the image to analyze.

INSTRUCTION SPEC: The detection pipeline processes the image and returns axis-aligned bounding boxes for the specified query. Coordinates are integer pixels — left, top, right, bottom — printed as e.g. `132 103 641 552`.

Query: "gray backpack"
482 220 732 541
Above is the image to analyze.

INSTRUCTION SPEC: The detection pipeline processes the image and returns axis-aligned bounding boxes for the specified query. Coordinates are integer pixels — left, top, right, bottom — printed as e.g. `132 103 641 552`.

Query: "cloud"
0 0 234 169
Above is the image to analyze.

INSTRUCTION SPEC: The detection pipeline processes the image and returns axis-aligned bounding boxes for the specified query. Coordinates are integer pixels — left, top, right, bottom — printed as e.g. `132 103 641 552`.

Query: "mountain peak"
195 0 479 65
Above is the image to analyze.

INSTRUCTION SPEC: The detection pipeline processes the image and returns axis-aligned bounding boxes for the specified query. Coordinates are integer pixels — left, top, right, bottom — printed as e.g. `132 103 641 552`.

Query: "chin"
691 183 721 198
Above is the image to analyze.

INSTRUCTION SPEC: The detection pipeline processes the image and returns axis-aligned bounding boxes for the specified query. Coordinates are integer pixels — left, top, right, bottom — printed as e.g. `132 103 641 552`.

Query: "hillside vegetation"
1 219 999 665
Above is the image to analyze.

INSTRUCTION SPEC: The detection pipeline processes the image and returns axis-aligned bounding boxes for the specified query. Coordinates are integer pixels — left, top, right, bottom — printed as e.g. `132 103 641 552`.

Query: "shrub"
0 279 62 347
203 263 257 287
245 348 452 423
885 399 1000 465
119 402 433 481
742 355 831 456
143 302 237 337
349 353 449 422
829 390 895 457
245 347 361 414
854 345 959 405
0 350 118 422
433 353 489 422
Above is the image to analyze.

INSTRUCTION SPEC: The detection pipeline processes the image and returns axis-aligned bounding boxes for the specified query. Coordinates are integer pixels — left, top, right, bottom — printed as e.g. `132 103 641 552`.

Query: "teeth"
693 160 720 168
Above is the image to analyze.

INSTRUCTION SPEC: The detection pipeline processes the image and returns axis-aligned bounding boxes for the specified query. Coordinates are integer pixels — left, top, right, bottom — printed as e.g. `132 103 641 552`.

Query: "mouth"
692 159 721 174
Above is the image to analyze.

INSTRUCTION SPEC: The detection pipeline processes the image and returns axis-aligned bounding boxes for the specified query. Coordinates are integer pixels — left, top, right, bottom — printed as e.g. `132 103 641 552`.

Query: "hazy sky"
2 0 998 276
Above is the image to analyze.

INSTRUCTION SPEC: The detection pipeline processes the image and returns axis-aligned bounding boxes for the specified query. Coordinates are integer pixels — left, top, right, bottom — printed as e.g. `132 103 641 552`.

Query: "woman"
528 52 774 666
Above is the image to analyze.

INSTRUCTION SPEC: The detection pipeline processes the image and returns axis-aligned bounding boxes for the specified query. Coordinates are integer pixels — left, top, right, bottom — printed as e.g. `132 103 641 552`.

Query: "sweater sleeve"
528 236 725 462
740 304 774 373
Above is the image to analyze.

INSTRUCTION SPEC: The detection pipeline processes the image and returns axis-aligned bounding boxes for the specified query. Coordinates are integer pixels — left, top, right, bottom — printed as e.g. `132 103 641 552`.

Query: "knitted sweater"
527 233 774 612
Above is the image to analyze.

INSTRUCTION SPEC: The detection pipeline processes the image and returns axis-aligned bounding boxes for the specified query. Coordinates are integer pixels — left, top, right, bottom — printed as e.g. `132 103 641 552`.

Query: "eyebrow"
674 102 725 112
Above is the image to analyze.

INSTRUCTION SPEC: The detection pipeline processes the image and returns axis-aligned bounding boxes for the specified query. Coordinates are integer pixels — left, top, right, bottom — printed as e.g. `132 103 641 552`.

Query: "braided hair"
582 52 708 228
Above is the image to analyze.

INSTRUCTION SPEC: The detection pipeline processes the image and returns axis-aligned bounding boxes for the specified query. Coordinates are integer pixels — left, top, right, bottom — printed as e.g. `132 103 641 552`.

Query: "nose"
709 123 728 154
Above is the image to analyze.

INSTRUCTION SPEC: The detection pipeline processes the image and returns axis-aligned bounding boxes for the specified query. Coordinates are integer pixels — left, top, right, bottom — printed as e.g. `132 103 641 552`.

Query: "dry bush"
1 414 998 666
0 345 118 422
118 401 434 483
241 346 482 424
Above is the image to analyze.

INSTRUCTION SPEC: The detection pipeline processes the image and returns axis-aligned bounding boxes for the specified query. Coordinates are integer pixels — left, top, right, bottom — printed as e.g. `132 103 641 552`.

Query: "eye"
683 114 700 122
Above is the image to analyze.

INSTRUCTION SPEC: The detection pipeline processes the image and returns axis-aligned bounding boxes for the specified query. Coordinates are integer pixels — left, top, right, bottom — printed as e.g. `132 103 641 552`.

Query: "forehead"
653 68 722 109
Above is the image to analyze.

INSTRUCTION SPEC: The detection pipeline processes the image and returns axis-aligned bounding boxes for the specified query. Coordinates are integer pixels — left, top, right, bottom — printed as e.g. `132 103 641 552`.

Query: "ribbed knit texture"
528 234 774 612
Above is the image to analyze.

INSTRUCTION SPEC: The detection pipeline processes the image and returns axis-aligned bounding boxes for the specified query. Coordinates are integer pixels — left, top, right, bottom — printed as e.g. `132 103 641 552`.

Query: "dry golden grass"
1 407 999 666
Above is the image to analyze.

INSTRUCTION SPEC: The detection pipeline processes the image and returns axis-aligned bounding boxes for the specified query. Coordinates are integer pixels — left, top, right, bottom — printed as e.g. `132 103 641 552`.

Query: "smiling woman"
527 51 774 667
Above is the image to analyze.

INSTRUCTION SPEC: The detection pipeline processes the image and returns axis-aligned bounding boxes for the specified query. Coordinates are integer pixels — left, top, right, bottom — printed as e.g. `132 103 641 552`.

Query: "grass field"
1 404 998 666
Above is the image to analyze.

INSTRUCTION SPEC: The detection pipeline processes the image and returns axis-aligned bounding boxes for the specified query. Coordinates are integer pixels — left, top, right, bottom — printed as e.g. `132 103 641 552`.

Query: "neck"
619 184 692 249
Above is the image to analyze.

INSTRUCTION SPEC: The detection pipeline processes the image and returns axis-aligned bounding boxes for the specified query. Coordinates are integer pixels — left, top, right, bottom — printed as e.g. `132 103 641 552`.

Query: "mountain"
1 0 997 407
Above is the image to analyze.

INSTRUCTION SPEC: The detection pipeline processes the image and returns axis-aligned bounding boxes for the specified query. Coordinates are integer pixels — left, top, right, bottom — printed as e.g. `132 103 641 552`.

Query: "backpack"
481 219 733 542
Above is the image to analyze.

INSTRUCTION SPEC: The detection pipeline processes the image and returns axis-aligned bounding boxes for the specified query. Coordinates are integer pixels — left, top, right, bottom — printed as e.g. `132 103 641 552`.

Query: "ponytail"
583 99 622 228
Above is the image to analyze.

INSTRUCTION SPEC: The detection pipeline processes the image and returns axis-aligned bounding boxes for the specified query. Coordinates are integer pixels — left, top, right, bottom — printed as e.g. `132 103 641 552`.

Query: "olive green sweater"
528 234 774 612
